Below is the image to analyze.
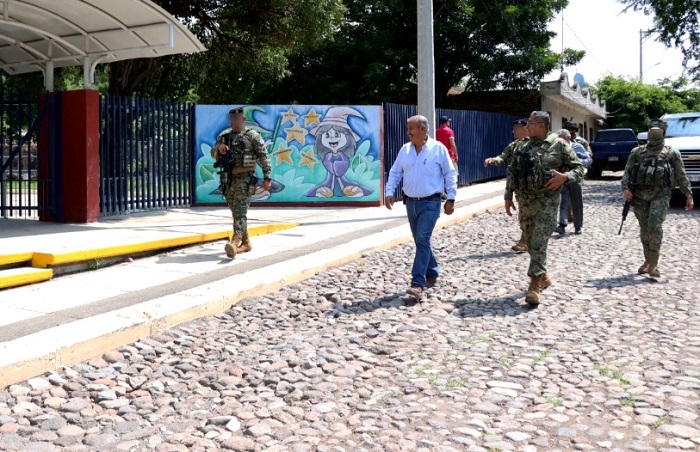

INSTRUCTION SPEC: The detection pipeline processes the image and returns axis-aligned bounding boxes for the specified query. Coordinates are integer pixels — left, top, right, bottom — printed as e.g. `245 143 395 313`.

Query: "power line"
561 16 612 73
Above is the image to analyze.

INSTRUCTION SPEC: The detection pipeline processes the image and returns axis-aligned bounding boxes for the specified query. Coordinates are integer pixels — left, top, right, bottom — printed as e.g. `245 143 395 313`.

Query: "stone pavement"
0 180 505 388
1 178 700 451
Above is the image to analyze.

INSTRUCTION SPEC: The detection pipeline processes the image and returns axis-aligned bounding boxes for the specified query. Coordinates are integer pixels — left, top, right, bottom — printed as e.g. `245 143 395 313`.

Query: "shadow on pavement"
586 273 659 288
451 293 531 318
155 252 231 265
445 251 515 262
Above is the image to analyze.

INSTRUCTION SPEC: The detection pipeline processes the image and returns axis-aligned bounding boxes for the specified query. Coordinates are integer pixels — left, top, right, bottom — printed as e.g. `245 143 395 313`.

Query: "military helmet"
648 118 668 132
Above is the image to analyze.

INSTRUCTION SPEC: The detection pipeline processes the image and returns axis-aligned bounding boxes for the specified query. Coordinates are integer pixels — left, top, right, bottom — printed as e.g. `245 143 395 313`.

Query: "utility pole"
639 29 643 81
417 0 435 134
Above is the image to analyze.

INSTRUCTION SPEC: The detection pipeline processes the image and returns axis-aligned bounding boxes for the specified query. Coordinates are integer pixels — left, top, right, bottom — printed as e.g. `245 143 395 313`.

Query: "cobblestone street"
1 178 699 452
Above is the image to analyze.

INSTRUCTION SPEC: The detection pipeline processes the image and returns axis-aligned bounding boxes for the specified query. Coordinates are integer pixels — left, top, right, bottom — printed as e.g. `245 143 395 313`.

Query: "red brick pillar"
60 90 100 223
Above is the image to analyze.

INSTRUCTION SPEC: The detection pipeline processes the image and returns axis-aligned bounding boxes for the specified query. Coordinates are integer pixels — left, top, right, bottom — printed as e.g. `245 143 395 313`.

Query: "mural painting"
194 105 382 205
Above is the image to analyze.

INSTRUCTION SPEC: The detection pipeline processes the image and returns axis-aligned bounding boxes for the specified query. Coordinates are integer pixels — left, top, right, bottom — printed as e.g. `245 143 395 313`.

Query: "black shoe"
426 275 438 287
555 225 566 235
574 229 582 235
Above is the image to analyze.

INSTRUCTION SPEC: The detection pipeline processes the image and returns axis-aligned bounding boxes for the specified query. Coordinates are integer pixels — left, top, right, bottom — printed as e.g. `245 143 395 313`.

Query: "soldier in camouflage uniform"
504 111 585 306
564 121 592 156
211 107 272 258
485 118 530 252
621 119 694 278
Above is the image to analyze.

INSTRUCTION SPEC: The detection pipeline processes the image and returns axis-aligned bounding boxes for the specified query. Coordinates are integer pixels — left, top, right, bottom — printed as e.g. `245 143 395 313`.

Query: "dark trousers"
558 181 583 230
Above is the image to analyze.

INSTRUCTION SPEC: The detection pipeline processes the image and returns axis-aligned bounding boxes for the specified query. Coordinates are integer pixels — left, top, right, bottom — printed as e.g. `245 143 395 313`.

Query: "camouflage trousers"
632 193 669 253
224 173 255 240
517 192 560 277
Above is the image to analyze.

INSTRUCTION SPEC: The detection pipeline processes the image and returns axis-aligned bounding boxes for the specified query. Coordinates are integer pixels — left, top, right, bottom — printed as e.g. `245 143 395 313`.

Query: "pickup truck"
660 112 700 193
588 128 639 179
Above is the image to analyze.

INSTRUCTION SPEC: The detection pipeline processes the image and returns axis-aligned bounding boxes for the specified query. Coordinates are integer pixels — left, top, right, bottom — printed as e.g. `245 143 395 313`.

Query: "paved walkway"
0 180 507 388
1 178 699 452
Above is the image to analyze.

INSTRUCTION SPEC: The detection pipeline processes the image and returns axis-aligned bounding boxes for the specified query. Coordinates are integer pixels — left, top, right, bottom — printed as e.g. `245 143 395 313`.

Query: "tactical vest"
510 139 553 192
221 128 257 169
634 146 674 187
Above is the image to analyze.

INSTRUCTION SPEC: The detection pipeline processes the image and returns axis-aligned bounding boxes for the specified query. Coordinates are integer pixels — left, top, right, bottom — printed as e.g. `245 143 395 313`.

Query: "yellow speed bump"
0 267 53 289
31 223 298 268
0 252 33 267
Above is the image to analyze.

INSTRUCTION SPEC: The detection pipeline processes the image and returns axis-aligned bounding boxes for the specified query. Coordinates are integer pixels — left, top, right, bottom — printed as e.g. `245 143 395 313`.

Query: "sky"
545 0 687 86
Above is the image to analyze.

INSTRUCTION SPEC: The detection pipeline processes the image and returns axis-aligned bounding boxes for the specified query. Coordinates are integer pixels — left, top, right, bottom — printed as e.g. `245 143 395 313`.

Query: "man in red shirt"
436 116 458 174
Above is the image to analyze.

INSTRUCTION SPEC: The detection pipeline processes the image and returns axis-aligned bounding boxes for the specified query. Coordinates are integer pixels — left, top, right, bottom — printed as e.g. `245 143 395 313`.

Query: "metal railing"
1 90 61 220
383 103 518 199
99 96 194 216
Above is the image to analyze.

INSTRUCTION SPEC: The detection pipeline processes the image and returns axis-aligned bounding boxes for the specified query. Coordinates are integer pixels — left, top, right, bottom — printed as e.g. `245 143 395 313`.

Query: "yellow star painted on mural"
299 149 318 171
284 123 308 145
302 108 321 128
273 144 294 165
280 108 299 126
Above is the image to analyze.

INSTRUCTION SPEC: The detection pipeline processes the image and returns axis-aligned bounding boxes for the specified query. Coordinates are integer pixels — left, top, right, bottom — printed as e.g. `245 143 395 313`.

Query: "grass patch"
413 364 432 376
545 396 563 407
497 358 514 367
376 391 398 405
534 349 552 363
653 417 668 429
445 378 468 388
594 366 630 385
620 396 636 407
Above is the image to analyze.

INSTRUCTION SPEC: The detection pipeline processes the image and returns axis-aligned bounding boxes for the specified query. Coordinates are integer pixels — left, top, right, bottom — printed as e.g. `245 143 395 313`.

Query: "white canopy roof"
0 0 206 79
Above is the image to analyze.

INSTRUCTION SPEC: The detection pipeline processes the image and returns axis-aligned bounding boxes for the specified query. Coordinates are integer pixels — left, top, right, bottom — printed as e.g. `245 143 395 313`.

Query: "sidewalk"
0 180 506 388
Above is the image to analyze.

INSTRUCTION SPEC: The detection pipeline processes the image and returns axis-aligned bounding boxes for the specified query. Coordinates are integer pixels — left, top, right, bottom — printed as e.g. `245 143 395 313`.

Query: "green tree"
591 75 700 131
619 0 700 79
106 0 346 101
257 0 583 105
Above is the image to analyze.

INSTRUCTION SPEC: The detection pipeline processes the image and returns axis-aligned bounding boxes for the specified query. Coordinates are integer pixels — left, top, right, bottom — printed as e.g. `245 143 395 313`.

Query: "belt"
404 193 441 201
231 167 255 175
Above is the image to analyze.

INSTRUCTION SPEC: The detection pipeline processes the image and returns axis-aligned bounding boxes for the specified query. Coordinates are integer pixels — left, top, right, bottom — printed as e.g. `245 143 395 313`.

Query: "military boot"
638 250 650 274
646 251 661 278
541 273 552 290
525 275 544 306
511 239 528 253
241 232 253 253
225 235 246 258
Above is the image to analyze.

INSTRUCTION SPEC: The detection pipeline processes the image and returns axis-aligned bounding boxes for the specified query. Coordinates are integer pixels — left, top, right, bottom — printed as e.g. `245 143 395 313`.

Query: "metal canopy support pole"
417 0 435 135
83 56 92 89
44 60 54 92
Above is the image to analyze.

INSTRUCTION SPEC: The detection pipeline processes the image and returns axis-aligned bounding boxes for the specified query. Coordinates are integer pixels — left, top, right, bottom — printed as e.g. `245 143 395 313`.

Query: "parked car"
660 112 700 192
636 131 648 145
588 128 639 179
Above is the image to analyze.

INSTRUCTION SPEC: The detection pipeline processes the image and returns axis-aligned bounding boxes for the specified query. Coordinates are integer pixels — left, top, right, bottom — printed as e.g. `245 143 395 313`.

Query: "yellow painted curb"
0 252 33 267
31 223 298 268
0 268 53 290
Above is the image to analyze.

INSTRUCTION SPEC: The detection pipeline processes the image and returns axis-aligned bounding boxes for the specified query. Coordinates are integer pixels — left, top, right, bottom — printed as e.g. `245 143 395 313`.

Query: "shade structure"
0 0 206 87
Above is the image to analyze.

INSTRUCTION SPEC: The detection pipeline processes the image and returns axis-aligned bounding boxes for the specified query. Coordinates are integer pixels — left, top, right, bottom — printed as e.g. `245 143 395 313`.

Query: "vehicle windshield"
664 116 700 137
594 130 636 142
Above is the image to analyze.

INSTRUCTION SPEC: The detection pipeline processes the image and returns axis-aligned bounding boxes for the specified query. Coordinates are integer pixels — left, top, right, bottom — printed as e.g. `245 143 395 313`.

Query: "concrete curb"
0 197 504 388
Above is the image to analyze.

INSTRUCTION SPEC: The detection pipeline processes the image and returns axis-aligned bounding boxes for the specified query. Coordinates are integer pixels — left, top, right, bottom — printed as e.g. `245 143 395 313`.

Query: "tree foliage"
619 0 700 80
591 75 700 131
106 0 346 101
256 0 582 105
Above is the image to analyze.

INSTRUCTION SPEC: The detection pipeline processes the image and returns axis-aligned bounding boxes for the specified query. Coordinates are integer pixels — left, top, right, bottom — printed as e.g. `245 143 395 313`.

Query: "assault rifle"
618 163 639 235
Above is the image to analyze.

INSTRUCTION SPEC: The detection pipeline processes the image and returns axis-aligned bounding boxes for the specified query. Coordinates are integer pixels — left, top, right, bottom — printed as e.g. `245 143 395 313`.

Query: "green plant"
376 391 398 405
497 358 514 367
87 258 103 270
653 417 668 429
545 397 562 407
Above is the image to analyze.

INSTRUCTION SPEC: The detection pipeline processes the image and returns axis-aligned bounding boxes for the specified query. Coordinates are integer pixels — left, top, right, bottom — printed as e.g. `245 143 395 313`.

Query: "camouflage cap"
648 119 668 131
513 118 528 126
228 107 244 117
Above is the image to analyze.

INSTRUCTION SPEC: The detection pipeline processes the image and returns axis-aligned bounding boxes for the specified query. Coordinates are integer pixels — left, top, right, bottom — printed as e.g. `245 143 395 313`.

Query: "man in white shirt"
385 115 458 299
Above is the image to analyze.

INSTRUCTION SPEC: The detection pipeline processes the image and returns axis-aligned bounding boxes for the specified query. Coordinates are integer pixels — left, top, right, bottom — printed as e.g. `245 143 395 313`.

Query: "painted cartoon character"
305 106 373 198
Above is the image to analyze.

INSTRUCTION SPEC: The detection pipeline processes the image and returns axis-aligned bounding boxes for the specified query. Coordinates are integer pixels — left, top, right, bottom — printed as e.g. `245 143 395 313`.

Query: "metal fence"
383 103 518 199
1 89 62 220
99 96 193 216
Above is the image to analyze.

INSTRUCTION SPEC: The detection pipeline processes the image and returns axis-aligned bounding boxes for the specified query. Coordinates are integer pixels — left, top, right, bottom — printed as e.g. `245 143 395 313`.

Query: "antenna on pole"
560 12 565 72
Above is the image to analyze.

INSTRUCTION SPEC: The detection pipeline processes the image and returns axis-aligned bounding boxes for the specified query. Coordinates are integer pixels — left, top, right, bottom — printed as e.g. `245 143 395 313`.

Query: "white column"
83 56 92 89
44 61 54 92
417 0 436 135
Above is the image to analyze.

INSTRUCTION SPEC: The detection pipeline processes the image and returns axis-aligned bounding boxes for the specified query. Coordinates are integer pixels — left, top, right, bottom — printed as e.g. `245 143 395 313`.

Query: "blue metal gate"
1 89 62 220
383 103 518 199
99 96 194 216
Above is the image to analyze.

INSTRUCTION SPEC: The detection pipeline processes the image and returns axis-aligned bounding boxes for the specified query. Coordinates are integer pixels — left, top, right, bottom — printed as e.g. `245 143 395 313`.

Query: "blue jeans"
406 197 441 288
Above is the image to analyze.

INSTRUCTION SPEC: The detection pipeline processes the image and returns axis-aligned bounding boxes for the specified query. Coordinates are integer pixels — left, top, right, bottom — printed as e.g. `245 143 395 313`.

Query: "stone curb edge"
0 197 505 389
